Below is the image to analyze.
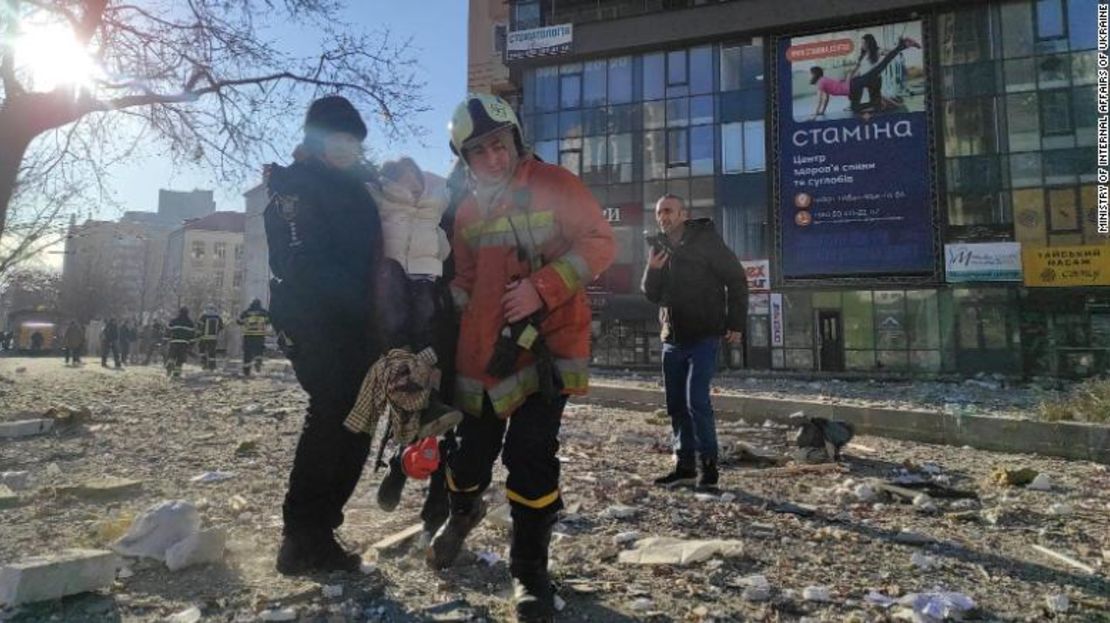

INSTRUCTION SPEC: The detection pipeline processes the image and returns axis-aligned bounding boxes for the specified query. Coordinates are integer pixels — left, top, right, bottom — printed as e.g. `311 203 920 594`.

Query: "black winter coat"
264 157 383 347
641 219 749 345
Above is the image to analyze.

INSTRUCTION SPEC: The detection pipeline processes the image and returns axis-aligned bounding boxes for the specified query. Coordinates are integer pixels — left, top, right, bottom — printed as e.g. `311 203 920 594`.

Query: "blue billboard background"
777 21 935 279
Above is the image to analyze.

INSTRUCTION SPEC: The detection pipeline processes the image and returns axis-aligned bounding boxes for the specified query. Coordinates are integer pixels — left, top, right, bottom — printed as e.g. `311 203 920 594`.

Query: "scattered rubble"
0 549 120 606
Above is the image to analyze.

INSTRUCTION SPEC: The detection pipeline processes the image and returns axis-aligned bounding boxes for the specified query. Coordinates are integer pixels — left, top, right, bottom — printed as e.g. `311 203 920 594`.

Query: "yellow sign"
1022 245 1110 287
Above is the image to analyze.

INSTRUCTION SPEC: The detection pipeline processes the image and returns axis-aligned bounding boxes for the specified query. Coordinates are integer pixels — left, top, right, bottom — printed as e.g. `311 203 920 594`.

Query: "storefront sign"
1023 245 1110 287
748 293 770 315
741 259 771 292
506 24 573 60
776 20 935 279
945 242 1022 282
770 293 784 347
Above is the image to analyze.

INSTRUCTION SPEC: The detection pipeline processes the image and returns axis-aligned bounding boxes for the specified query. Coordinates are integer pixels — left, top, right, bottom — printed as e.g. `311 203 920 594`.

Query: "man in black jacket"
642 194 748 490
265 95 383 575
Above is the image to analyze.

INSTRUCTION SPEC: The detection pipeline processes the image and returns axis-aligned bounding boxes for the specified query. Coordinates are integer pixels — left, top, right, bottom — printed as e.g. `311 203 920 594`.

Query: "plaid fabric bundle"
343 348 438 442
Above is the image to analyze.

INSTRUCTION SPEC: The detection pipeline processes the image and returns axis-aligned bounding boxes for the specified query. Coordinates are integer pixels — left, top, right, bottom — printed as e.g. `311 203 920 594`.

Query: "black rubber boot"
653 457 697 488
511 513 556 623
697 457 719 490
276 530 362 576
377 453 408 512
427 492 486 569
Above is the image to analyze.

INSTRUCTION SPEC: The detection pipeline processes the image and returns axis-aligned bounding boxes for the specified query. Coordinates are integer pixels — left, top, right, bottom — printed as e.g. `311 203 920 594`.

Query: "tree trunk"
0 123 32 242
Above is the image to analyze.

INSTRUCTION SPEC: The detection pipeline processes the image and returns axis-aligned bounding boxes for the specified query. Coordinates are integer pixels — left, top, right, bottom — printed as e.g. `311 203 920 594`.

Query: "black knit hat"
304 96 368 140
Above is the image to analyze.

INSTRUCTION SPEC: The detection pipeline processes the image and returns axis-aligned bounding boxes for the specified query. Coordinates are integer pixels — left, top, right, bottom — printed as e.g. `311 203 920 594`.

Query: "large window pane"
720 46 742 92
1073 85 1097 145
948 191 1010 226
1013 188 1047 244
643 100 665 130
944 98 997 156
643 53 665 100
690 125 714 177
947 156 1002 193
583 60 607 107
582 107 607 136
980 307 1009 349
1068 0 1099 49
1010 152 1043 187
535 67 559 112
1038 54 1071 88
560 73 581 109
1040 90 1073 135
643 130 665 180
689 46 713 95
667 50 687 86
783 293 812 349
690 95 713 125
666 128 689 174
874 291 907 350
608 133 633 184
581 135 607 185
944 62 997 98
536 113 559 140
1004 58 1037 92
690 176 714 209
1000 1 1035 58
907 290 940 349
666 97 689 127
742 121 765 172
608 56 633 104
722 122 742 174
1035 0 1066 40
534 140 558 166
1006 92 1041 152
741 44 764 89
844 291 874 349
940 6 992 65
559 110 582 138
1072 51 1098 85
608 104 639 134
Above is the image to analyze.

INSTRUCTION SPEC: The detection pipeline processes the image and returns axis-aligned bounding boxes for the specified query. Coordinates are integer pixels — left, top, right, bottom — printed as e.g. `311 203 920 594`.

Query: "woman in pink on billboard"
808 35 919 121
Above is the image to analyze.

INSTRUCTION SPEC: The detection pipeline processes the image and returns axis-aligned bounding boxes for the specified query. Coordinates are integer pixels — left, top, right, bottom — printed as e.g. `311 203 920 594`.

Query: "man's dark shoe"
427 497 487 569
697 457 719 490
276 531 362 576
653 462 697 488
377 454 408 512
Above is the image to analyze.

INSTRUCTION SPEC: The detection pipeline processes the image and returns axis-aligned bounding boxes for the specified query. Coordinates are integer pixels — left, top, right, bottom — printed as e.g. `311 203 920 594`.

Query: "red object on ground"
402 436 440 480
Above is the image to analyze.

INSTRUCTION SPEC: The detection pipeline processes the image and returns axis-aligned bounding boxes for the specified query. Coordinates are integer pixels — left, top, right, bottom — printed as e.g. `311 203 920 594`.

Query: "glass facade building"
505 0 1106 377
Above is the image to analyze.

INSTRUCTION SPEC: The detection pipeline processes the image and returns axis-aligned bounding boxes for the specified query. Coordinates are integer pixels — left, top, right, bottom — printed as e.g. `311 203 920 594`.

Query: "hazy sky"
99 2 468 216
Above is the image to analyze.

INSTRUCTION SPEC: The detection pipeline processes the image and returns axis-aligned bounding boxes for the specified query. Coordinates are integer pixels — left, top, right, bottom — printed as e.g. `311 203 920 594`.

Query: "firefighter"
426 93 615 622
237 298 270 376
265 95 383 575
196 304 224 371
166 307 196 378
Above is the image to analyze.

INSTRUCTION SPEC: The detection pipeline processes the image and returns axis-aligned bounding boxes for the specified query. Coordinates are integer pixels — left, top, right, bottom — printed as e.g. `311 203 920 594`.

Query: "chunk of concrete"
56 477 144 501
618 537 745 565
112 500 200 561
0 484 21 509
0 471 31 491
0 419 53 439
165 529 227 571
0 549 120 606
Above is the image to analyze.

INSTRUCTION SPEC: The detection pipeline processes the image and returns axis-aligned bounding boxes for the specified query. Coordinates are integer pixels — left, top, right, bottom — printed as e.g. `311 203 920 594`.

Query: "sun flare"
14 22 101 91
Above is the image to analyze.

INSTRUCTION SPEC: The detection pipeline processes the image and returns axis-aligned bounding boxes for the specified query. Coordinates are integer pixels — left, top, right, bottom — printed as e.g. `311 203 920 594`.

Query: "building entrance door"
817 310 844 372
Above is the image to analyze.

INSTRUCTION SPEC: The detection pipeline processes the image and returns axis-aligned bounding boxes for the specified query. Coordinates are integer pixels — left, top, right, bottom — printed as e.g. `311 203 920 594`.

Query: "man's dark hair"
656 193 688 210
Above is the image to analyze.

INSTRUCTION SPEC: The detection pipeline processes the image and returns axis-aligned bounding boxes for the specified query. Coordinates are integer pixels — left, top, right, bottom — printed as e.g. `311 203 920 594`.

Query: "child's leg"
379 260 414 350
407 275 440 355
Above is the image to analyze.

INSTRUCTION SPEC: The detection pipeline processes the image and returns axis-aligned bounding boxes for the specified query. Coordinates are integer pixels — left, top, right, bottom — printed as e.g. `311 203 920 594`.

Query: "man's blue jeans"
662 337 720 465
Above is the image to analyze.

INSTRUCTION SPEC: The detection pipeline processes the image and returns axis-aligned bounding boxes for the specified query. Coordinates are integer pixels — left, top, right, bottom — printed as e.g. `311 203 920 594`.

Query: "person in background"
237 298 271 376
195 305 224 371
101 318 121 369
63 321 85 366
166 308 196 378
642 194 748 491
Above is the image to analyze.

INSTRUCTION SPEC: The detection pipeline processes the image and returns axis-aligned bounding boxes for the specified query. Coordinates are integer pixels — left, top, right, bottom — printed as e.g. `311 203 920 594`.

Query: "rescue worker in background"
166 307 196 378
265 95 384 575
196 305 224 371
427 93 614 623
100 318 121 369
237 298 270 376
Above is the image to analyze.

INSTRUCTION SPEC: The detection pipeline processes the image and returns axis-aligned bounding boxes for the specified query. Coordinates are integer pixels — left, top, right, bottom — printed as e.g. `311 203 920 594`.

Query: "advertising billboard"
777 20 935 279
506 24 573 61
1022 245 1110 287
945 243 1023 282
